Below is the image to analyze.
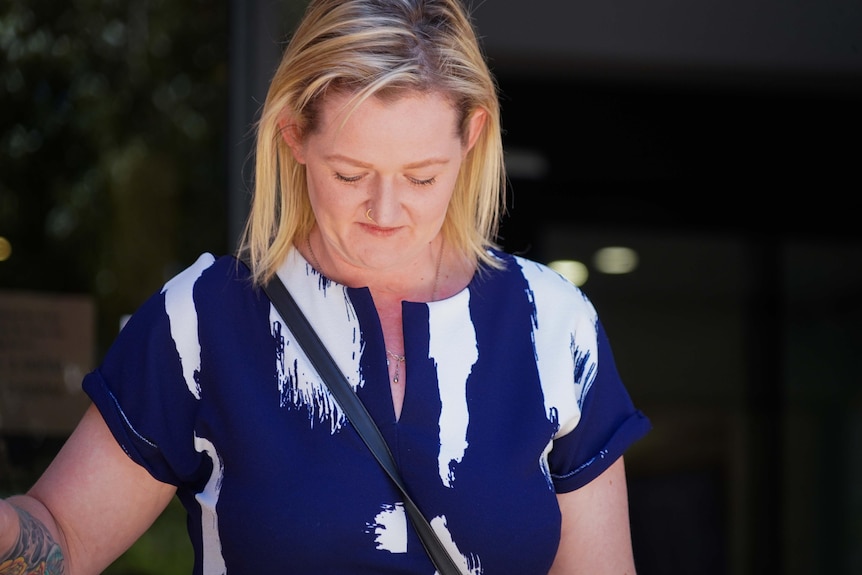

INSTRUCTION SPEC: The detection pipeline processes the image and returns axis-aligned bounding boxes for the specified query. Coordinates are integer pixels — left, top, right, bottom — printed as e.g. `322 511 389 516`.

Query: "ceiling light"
548 259 589 286
593 246 638 274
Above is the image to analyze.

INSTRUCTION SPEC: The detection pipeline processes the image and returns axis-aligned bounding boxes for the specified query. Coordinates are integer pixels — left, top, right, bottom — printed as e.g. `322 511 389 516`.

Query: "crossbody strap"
257 269 463 575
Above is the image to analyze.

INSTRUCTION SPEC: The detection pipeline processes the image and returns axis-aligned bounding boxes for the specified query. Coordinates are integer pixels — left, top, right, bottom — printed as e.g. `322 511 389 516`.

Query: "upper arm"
25 403 177 575
549 456 637 575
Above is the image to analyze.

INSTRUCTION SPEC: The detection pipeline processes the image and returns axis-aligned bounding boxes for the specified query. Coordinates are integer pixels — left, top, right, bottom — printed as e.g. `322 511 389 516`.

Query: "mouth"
361 222 400 235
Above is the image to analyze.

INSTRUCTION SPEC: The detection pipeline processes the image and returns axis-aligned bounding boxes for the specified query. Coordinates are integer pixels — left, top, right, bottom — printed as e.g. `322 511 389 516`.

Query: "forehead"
303 90 465 165
315 90 460 138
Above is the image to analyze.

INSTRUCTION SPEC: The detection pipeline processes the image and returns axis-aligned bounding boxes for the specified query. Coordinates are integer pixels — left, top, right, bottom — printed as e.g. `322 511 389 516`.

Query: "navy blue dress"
83 247 650 574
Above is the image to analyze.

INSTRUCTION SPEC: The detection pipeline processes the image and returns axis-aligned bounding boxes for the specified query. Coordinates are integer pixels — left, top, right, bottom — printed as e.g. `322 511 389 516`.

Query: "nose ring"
365 208 376 223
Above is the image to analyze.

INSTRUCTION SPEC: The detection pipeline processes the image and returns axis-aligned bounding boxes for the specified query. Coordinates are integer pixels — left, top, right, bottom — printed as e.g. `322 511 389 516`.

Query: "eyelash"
333 173 436 187
334 173 362 183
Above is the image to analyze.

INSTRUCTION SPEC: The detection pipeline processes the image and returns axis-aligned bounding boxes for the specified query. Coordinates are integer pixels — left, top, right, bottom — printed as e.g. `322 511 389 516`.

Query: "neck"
303 233 445 303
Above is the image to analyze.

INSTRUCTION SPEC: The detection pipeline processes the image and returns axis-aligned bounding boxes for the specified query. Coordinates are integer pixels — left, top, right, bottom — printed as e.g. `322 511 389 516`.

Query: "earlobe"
278 116 306 164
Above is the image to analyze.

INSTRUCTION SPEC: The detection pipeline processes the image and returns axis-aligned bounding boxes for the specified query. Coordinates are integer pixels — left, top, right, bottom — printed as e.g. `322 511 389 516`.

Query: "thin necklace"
385 245 443 386
306 235 324 275
385 349 406 385
430 240 443 301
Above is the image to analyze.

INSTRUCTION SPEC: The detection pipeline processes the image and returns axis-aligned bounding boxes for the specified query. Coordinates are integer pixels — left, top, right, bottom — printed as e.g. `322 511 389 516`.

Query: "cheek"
305 171 354 219
304 170 334 215
414 189 455 228
305 167 333 203
430 177 459 215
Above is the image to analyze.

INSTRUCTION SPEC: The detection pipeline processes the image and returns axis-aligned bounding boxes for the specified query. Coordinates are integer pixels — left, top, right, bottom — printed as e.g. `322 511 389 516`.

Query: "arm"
549 456 637 575
1 404 177 575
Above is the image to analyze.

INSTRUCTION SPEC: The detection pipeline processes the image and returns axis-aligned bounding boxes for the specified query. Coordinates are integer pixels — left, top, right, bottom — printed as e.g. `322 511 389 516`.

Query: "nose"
366 176 400 225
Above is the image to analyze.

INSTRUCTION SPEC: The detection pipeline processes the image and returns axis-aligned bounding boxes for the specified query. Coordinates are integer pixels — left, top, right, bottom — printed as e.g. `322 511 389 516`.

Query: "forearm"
1 496 66 574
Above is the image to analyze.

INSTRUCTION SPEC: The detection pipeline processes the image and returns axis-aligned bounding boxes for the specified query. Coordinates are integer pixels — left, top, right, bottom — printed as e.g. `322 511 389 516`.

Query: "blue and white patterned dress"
83 247 651 575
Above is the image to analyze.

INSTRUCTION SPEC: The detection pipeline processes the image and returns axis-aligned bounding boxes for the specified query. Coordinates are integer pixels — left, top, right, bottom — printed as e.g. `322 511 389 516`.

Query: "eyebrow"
324 154 450 170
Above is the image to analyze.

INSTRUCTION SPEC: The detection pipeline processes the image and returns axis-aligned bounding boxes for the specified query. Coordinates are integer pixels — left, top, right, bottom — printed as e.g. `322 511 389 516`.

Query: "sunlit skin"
284 91 484 301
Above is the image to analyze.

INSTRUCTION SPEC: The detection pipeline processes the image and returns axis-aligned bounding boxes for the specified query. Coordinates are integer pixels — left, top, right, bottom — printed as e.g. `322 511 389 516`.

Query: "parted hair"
238 0 506 285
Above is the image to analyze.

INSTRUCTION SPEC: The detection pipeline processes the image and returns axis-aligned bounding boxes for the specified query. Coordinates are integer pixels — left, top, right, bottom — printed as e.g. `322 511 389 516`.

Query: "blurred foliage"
103 497 194 575
0 0 229 358
0 1 228 572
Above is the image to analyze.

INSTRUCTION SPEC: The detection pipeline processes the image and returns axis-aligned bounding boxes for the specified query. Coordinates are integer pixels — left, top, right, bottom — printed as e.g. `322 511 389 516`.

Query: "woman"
0 0 650 573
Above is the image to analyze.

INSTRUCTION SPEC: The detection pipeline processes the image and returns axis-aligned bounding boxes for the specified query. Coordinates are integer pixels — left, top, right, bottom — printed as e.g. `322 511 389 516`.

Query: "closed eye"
408 176 436 186
334 172 362 183
333 172 436 186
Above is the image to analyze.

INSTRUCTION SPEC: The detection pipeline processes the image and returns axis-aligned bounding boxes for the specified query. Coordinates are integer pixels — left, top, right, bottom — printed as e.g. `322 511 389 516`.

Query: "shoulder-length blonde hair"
238 0 506 286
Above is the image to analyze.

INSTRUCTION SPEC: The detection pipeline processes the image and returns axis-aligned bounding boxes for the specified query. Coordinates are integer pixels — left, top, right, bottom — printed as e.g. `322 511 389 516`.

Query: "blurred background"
1 1 860 573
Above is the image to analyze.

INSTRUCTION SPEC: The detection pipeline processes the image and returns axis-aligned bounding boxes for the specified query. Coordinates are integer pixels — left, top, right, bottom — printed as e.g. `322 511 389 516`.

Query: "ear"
464 108 488 153
278 114 306 164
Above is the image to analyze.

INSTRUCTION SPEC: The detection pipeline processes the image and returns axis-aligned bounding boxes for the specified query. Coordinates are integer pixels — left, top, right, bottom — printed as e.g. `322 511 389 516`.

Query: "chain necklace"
304 234 445 386
385 349 406 384
305 235 324 277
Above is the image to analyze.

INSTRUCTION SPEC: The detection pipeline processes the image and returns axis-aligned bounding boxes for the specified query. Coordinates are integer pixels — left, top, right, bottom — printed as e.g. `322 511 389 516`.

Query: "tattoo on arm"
0 507 65 575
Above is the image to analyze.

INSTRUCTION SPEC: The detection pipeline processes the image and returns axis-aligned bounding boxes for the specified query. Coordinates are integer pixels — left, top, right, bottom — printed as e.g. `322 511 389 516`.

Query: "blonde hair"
238 0 506 285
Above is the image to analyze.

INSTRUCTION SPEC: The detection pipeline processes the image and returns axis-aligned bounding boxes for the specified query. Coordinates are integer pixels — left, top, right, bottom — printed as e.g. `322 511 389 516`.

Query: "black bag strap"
256 268 463 575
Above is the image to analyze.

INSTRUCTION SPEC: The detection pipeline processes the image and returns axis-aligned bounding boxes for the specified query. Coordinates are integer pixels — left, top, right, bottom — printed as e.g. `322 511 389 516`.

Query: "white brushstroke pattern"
516 258 598 438
428 290 475 487
367 502 407 553
194 434 227 575
162 253 215 400
430 515 481 575
271 249 364 434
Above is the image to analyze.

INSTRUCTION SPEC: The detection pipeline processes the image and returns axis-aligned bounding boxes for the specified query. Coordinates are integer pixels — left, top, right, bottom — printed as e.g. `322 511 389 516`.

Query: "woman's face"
286 90 483 276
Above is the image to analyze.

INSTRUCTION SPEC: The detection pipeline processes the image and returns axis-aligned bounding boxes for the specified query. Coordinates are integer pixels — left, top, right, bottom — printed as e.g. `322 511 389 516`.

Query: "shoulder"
484 250 597 319
120 254 257 336
163 253 247 286
160 253 252 299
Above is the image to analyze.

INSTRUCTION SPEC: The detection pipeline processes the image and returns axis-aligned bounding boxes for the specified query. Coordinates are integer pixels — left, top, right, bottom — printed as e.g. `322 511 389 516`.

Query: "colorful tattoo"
0 507 64 575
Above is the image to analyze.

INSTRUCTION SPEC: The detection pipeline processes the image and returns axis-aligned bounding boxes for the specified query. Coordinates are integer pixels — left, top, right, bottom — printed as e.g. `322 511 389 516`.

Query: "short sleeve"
548 319 651 492
82 255 219 487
